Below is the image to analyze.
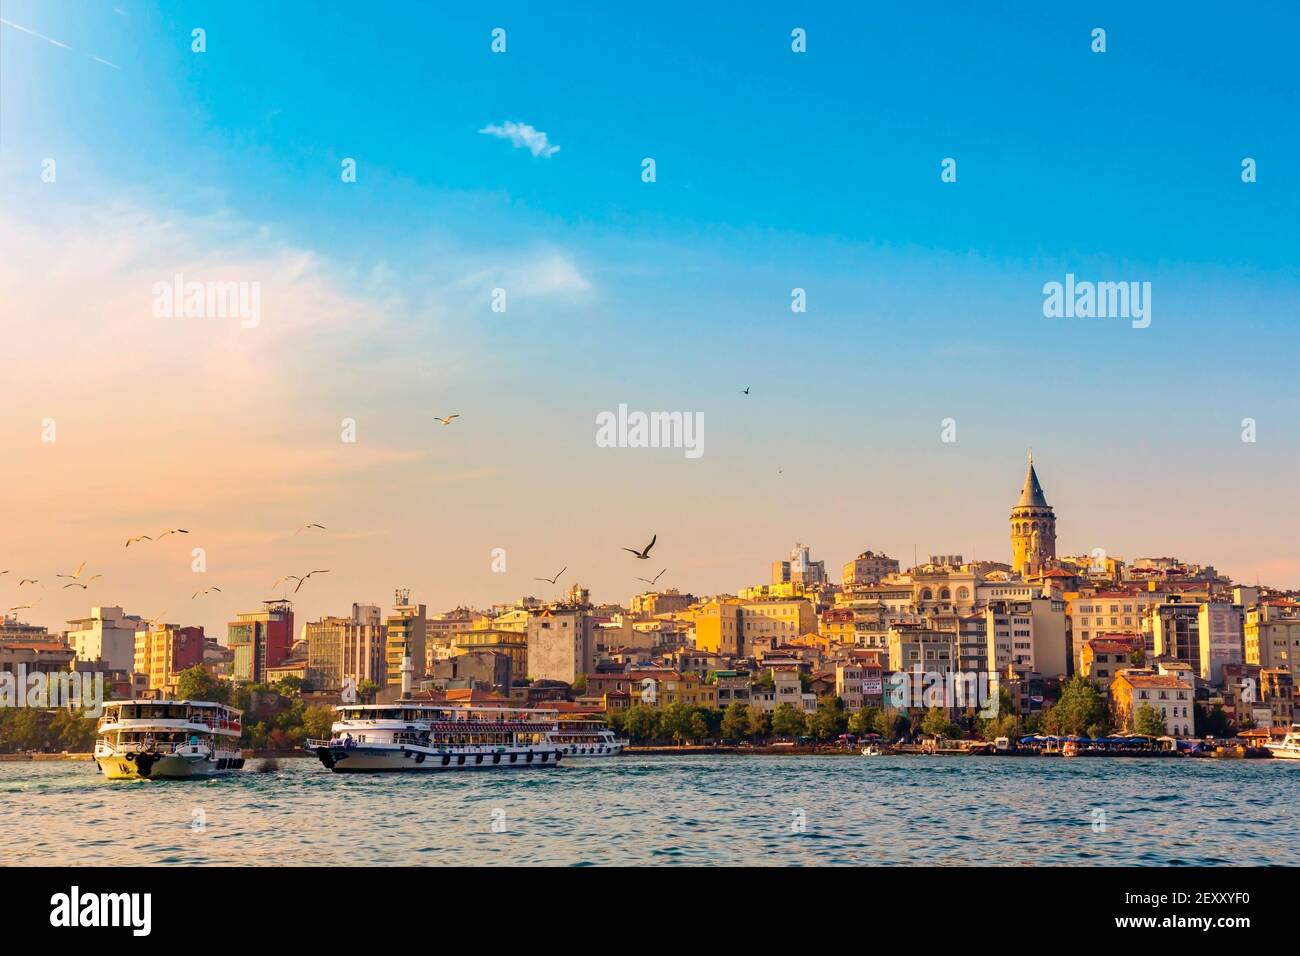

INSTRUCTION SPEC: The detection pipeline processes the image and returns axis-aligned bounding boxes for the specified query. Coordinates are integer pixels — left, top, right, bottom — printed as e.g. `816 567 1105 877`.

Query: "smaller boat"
1266 725 1300 760
95 700 244 780
861 743 884 757
1062 740 1078 758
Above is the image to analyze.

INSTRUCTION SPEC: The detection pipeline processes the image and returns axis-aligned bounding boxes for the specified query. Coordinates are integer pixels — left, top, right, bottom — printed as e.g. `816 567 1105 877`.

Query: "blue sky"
2 1 1299 629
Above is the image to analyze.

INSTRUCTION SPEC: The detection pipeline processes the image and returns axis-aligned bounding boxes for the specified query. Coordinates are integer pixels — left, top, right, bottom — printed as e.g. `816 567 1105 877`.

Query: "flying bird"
623 534 657 560
741 387 750 395
63 575 102 590
435 414 460 426
125 534 153 548
157 528 189 539
271 574 301 590
295 523 327 535
56 561 88 580
8 603 37 612
192 587 223 599
0 571 8 575
534 567 567 584
18 579 38 586
293 570 330 593
635 568 668 586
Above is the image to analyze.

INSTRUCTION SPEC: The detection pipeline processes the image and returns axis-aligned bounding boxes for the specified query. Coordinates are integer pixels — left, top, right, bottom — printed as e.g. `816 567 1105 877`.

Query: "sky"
1 1 1298 639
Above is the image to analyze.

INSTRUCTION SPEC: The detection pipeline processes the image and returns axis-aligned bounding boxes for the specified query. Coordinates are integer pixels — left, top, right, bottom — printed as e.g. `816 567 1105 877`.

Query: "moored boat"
94 699 244 780
544 716 627 758
1265 724 1300 760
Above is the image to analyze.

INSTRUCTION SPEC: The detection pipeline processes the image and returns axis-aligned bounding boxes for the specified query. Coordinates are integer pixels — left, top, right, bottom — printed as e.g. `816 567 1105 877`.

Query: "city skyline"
3 3 1299 637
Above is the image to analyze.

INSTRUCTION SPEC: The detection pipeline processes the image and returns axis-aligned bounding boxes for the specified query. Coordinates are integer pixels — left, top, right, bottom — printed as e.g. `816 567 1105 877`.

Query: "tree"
1129 648 1146 667
176 665 228 704
745 705 769 741
303 704 335 742
659 702 693 744
1195 703 1231 738
1133 703 1167 737
623 705 661 742
569 674 587 695
48 708 97 752
847 705 880 736
874 708 908 742
807 697 846 741
1045 676 1109 736
920 706 959 739
689 712 709 743
356 679 380 703
720 702 749 742
771 703 805 739
275 676 307 697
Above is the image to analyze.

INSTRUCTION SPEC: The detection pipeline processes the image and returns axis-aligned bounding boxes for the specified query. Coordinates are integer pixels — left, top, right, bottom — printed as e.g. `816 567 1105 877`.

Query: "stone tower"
1010 452 1056 577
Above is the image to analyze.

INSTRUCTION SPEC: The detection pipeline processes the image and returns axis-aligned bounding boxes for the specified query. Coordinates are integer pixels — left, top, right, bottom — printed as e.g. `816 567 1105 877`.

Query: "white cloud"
478 120 560 158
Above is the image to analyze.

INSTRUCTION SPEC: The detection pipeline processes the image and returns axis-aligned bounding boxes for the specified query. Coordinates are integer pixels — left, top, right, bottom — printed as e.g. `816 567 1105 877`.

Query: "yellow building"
1245 602 1300 684
694 598 816 657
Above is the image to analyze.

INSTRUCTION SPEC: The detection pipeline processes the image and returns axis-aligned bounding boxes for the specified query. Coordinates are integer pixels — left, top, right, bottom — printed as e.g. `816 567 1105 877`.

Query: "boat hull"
1266 747 1300 760
96 752 245 780
310 744 563 773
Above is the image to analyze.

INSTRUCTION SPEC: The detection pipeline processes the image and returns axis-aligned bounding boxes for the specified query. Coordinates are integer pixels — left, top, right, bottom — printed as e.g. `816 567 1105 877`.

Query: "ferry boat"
544 716 627 758
305 702 565 772
1266 724 1300 760
94 700 244 780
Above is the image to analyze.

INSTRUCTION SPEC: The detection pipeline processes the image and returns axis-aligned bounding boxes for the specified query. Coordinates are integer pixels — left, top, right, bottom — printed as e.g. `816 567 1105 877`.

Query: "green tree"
1045 676 1109 736
771 703 804 738
1129 648 1146 667
744 705 769 741
659 702 693 744
275 676 308 697
623 705 661 742
1195 702 1231 738
688 711 709 743
176 665 229 704
1133 703 1168 737
920 706 959 739
720 702 750 742
303 704 335 742
356 679 380 703
873 708 908 742
847 705 880 736
807 697 846 741
569 674 587 695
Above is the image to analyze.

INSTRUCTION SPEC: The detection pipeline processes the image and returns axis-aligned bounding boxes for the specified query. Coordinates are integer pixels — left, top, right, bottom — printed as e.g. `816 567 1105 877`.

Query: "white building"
66 606 145 672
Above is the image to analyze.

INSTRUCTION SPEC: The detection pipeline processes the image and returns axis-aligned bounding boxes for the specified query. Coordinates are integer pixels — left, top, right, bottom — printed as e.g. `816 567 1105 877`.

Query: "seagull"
635 568 668 586
192 587 223 599
125 534 153 548
292 570 330 593
157 528 189 539
56 561 88 580
0 571 8 575
295 523 327 535
534 567 567 584
741 387 750 395
18 579 39 586
435 415 460 426
8 603 37 612
271 574 301 590
63 574 102 590
623 534 657 560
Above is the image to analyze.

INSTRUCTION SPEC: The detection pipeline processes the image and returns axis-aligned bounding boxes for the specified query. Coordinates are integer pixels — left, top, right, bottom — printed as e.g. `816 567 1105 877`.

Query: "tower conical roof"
1017 456 1049 508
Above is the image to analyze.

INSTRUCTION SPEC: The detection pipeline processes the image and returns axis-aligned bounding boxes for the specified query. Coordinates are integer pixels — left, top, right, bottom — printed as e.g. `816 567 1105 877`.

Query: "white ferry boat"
544 716 627 758
305 702 565 772
1266 724 1300 760
94 700 244 780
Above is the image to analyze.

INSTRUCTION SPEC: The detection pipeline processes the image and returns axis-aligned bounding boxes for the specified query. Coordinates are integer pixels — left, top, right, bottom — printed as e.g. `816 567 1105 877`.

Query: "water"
2 755 1296 866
